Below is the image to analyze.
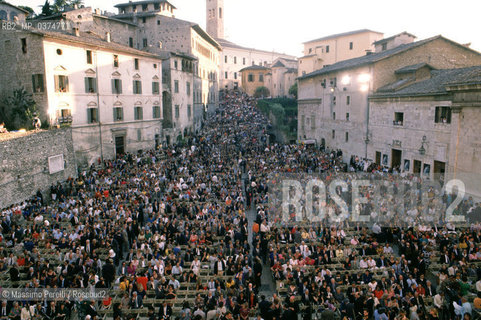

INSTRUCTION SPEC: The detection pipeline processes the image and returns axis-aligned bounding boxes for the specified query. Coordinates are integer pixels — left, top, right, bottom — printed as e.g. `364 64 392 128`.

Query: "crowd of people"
0 91 480 320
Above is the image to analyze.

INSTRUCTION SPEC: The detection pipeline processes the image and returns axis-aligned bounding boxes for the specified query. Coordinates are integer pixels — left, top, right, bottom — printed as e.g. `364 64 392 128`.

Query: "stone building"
239 65 270 97
205 0 296 91
0 27 163 165
297 34 481 162
0 129 77 209
206 0 224 39
32 3 210 140
114 0 175 18
268 58 298 98
239 57 298 98
35 7 140 49
0 1 28 22
112 2 222 114
160 51 201 143
299 29 384 77
369 65 481 197
217 38 297 91
373 31 417 52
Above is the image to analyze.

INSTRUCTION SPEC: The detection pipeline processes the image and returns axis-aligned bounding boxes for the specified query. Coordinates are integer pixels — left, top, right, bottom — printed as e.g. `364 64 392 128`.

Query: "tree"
52 0 68 13
254 86 270 98
69 0 85 7
289 82 298 99
51 0 84 13
40 0 53 17
0 88 38 130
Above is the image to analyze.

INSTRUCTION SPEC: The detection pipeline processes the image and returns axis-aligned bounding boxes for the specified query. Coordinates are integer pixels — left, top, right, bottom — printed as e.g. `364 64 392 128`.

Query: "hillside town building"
298 32 481 196
0 27 163 165
239 58 298 98
369 65 481 197
205 0 297 92
0 1 28 22
299 29 384 77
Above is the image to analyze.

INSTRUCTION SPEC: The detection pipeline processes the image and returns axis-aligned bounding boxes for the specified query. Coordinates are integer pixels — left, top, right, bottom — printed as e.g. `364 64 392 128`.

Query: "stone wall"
298 37 481 162
0 3 27 22
0 31 49 123
372 38 481 91
368 97 453 171
0 128 77 209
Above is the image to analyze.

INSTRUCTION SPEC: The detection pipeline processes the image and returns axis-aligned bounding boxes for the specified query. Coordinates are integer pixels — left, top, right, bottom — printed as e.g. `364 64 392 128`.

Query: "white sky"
10 0 481 57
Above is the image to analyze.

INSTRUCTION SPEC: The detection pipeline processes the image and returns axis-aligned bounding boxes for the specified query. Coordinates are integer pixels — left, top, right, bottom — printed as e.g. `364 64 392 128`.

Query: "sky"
10 0 481 57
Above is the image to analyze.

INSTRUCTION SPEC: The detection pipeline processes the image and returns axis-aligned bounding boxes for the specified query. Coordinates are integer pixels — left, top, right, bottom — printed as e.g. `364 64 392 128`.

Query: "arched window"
0 10 8 20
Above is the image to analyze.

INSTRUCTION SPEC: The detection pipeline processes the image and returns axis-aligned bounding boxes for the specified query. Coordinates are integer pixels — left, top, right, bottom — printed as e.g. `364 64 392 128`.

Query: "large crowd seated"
1 92 481 320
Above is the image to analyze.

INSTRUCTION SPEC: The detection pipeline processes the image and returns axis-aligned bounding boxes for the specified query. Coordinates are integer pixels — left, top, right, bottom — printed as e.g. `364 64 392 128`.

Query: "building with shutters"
112 1 221 115
299 29 384 77
239 57 298 98
0 27 163 165
297 33 481 165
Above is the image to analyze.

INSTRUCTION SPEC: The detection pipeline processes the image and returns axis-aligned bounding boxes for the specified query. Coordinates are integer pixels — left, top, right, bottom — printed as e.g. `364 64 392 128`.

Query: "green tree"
269 103 285 124
69 0 85 8
289 82 298 99
51 0 84 13
253 86 270 98
40 0 53 17
1 88 38 130
52 0 68 13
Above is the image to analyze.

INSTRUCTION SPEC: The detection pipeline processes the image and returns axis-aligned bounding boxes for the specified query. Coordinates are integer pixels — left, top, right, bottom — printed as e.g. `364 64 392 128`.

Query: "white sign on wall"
48 154 64 174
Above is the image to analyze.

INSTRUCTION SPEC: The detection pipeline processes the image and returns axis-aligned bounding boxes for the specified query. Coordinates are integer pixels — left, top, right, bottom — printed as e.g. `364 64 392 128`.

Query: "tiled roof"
26 28 161 59
299 35 481 80
303 29 383 44
372 66 481 98
34 10 138 27
376 77 415 92
239 65 269 72
215 38 296 59
445 67 481 86
159 51 197 61
395 63 433 74
115 0 176 9
113 12 158 18
93 14 138 26
271 61 285 68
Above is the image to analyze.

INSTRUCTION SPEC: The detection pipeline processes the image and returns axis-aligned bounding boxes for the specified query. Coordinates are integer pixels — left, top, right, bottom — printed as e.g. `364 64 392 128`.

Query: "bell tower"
206 0 224 39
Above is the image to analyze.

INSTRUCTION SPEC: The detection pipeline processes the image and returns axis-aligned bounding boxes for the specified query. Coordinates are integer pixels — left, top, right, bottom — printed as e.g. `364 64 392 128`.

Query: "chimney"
94 8 100 15
106 32 111 42
73 4 78 9
73 27 80 37
365 50 373 56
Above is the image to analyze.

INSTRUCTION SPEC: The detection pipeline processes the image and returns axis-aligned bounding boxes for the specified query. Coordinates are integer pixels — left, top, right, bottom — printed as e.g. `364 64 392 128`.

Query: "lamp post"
359 72 371 159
